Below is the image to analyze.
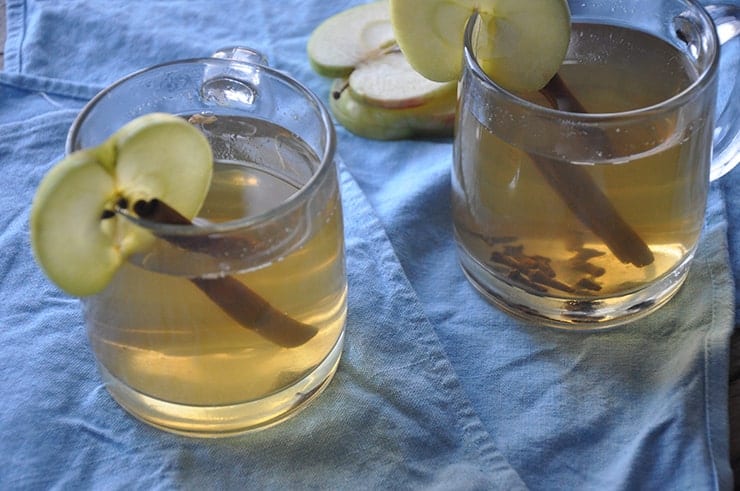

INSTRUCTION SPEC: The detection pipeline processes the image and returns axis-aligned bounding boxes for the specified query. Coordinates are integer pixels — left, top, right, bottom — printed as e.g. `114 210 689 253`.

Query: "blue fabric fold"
1 0 737 489
344 128 735 490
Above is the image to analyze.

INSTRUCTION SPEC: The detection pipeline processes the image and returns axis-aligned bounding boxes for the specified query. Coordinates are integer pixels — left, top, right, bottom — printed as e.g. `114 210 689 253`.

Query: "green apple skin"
30 113 213 297
389 0 571 91
329 79 456 140
30 150 123 296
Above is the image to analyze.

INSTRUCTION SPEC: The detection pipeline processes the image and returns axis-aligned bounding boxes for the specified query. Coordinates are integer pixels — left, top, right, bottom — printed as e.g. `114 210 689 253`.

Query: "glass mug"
452 1 739 328
67 48 347 436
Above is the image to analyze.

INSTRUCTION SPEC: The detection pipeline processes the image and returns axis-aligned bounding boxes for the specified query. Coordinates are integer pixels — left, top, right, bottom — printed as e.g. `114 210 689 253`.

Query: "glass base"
457 245 692 330
99 331 344 437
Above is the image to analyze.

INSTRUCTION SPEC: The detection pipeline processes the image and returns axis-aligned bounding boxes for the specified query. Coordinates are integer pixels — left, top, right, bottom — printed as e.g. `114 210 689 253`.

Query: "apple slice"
330 78 456 140
348 50 457 109
307 1 396 78
308 0 455 110
389 0 571 91
308 1 458 138
30 113 213 296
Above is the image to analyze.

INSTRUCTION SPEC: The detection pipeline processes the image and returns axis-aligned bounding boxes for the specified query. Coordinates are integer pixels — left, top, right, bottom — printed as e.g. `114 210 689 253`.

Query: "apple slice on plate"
30 113 213 296
389 0 571 91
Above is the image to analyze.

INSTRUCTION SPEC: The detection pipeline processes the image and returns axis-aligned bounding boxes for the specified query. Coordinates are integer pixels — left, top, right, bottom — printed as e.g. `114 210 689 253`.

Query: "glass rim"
65 56 337 237
462 0 720 122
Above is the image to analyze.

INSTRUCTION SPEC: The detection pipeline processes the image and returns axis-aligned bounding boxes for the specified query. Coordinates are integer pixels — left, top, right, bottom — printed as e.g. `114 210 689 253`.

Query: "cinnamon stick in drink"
535 75 654 267
132 198 318 348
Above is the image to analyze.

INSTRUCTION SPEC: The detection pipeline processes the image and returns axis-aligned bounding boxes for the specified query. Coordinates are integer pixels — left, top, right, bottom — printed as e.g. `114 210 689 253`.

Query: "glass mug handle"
211 46 269 66
704 4 740 180
200 47 270 108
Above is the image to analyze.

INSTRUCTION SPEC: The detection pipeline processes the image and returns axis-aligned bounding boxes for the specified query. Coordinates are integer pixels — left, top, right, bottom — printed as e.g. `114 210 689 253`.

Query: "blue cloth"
0 1 737 489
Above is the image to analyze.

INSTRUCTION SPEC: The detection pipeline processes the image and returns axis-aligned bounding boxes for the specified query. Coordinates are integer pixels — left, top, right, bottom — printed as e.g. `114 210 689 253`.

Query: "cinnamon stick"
534 75 654 267
131 199 256 257
132 199 318 348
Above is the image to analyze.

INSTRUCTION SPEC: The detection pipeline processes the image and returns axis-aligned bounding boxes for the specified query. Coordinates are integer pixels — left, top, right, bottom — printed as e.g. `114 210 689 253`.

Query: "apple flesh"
30 113 213 296
330 79 456 140
348 50 456 109
389 0 571 91
308 1 457 140
307 1 396 78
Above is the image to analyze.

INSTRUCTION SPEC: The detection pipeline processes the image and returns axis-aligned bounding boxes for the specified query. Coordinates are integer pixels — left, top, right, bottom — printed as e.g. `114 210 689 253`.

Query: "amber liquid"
85 117 346 430
453 23 712 302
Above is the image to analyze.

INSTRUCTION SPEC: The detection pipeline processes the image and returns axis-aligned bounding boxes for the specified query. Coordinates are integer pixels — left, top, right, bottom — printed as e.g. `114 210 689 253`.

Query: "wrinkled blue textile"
0 1 737 489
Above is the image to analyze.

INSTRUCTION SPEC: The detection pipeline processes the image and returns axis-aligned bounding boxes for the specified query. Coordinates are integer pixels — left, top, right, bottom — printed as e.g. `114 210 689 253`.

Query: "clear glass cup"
67 48 347 436
452 1 740 328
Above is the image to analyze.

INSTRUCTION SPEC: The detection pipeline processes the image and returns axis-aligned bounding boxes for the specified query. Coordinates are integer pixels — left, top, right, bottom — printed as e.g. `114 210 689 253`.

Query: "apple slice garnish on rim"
389 0 572 92
30 112 319 347
31 113 213 297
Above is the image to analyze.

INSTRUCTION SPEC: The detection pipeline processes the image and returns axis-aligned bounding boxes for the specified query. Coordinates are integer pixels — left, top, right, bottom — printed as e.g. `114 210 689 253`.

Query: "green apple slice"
308 1 459 138
307 1 396 78
31 150 121 296
330 78 456 140
348 50 457 109
389 0 571 91
112 113 213 221
309 0 455 110
30 113 213 296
